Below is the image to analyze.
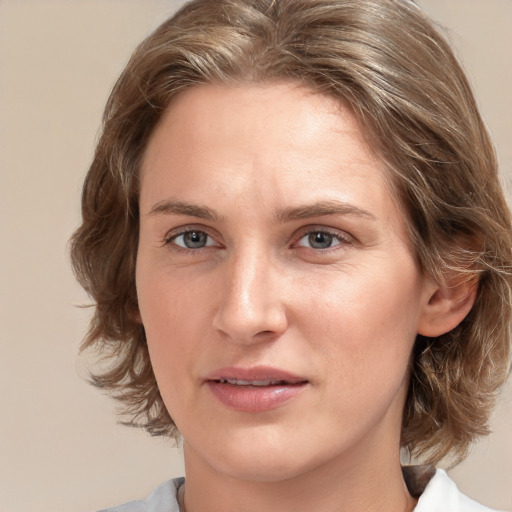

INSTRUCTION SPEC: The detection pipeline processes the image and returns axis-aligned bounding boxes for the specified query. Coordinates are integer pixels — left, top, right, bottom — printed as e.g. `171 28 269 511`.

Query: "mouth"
205 367 309 412
216 378 306 387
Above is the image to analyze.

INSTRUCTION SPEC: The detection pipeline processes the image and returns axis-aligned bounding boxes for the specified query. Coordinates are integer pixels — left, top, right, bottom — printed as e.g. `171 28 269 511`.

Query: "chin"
215 452 316 483
185 425 342 484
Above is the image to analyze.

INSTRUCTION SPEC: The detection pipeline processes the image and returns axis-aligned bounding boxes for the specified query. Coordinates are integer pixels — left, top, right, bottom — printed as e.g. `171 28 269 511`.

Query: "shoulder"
411 467 503 512
96 477 184 512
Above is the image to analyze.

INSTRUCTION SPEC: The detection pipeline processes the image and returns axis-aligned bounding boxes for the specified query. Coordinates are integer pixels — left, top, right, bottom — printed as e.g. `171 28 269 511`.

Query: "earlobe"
418 276 478 338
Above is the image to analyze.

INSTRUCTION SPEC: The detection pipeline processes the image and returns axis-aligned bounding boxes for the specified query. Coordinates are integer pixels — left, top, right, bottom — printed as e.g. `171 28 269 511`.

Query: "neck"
180 440 417 512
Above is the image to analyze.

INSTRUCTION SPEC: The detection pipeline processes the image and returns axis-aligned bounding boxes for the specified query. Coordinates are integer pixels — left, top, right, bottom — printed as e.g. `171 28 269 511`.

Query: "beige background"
0 1 511 511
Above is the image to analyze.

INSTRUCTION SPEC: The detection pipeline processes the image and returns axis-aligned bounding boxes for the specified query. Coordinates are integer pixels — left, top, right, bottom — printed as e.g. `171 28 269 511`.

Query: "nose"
212 247 288 344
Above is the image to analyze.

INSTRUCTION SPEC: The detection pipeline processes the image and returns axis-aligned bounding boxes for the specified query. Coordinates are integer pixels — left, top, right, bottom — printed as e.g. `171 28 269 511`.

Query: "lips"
205 366 308 412
218 378 293 386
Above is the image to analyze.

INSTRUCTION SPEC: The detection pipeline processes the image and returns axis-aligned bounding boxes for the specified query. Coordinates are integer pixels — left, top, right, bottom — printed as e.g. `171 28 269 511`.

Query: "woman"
71 0 512 510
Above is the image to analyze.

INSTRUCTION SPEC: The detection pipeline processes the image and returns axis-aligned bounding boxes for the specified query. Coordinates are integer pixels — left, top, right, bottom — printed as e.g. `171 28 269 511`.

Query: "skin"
136 82 472 512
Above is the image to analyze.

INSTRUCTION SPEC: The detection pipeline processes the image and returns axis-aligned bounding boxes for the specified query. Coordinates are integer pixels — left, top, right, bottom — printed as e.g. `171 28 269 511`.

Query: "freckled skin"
136 83 438 512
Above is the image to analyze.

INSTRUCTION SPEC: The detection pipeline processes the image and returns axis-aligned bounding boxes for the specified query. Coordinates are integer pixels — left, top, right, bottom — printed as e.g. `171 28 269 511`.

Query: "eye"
168 230 216 249
296 230 345 250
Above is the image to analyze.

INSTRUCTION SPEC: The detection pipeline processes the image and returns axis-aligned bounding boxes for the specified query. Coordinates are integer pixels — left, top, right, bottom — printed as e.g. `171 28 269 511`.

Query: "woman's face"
136 82 436 481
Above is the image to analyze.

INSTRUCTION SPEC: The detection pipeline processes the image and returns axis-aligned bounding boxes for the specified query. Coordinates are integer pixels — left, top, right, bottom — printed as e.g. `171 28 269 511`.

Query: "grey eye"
298 231 341 249
174 231 212 249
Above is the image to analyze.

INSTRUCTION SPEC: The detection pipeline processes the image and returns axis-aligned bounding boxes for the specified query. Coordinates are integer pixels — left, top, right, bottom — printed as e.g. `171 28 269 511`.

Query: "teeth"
220 378 284 386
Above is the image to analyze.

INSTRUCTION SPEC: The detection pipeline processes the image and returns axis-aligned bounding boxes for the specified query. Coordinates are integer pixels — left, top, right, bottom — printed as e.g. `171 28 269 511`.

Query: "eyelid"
162 224 223 248
160 223 354 252
292 225 354 249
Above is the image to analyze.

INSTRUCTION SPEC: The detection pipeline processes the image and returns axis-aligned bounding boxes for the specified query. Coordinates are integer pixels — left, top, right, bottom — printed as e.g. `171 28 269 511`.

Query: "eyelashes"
295 229 350 250
167 230 217 249
163 225 353 254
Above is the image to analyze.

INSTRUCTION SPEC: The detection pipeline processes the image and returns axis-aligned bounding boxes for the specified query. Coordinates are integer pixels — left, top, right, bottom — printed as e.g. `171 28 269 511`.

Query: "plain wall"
0 1 510 511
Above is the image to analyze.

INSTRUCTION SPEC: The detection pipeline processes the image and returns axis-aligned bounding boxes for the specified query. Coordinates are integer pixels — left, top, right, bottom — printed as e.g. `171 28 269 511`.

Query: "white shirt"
414 469 500 511
97 468 502 512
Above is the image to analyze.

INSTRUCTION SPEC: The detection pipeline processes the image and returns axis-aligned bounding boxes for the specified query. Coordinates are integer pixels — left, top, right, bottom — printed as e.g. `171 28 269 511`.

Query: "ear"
418 275 478 337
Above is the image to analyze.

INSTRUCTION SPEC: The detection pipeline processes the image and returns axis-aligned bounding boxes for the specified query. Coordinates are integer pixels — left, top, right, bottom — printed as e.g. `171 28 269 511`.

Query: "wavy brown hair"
70 0 512 464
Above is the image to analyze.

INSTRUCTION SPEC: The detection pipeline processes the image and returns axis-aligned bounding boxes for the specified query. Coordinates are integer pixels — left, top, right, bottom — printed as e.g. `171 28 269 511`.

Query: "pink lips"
205 366 308 413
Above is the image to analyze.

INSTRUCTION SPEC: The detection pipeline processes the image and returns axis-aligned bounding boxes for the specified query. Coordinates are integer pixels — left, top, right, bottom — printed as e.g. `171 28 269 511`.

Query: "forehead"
142 81 383 181
139 82 407 238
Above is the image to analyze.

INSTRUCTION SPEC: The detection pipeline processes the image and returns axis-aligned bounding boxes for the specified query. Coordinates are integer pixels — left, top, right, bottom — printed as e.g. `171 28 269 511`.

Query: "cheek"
139 294 198 428
305 263 421 339
301 263 421 385
136 267 191 380
137 257 207 336
310 282 417 435
136 263 220 395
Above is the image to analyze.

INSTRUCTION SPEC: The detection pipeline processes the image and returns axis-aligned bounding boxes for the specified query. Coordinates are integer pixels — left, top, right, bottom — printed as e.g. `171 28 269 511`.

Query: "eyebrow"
276 200 376 222
148 200 223 221
148 199 375 223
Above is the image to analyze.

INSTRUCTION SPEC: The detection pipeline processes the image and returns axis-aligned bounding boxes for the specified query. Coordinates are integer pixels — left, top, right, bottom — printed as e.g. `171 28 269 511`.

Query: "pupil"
184 231 206 248
309 232 332 249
